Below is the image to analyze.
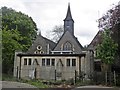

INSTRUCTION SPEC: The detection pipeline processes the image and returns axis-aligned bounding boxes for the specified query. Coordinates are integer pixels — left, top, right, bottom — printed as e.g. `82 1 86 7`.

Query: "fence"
91 71 120 86
14 67 120 86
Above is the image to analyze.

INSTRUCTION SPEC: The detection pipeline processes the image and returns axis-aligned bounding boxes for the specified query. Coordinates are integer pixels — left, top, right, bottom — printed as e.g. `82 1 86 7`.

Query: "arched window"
63 41 72 51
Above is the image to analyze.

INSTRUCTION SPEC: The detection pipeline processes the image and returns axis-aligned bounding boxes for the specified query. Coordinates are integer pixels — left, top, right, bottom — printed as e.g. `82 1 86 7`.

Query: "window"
40 50 44 54
51 59 55 66
63 42 72 51
66 59 70 66
72 59 76 66
34 50 39 54
28 58 32 65
37 45 42 50
24 58 27 65
42 58 45 66
46 59 50 66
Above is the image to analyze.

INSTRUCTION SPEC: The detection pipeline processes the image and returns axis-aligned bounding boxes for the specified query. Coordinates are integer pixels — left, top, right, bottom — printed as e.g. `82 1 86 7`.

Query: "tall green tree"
98 3 120 66
2 28 23 74
2 6 38 74
96 29 118 72
2 6 38 50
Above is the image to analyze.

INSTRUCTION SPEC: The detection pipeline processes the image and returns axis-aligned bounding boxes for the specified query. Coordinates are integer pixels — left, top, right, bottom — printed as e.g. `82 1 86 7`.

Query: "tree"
2 28 23 74
50 25 64 42
96 29 118 72
2 6 38 51
2 6 38 74
98 2 120 66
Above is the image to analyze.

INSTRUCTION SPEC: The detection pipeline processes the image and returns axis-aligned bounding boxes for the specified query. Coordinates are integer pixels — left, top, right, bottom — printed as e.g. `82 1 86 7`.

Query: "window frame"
24 58 27 65
42 58 45 66
66 59 70 66
28 58 32 65
51 59 55 66
63 41 72 51
46 58 50 66
72 59 76 66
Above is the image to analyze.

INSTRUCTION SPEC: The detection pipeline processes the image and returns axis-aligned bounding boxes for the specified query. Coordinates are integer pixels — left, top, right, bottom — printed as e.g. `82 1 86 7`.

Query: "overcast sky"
1 0 120 46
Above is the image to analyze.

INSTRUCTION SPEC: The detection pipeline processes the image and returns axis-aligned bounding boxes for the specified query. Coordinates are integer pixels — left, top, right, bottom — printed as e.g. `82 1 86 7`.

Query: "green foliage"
27 80 49 88
2 6 38 74
0 25 1 80
2 74 49 88
0 9 2 66
2 74 16 81
2 6 38 51
19 79 49 88
2 28 23 73
96 29 118 64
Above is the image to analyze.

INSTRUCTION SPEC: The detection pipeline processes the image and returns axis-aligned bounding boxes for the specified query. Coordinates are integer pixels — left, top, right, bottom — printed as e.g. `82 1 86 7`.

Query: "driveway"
1 81 120 90
72 85 120 90
1 81 37 88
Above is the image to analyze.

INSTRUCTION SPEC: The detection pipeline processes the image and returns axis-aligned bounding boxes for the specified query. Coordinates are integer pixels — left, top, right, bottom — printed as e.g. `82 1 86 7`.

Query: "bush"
116 74 120 86
2 74 16 81
20 79 49 88
75 80 92 86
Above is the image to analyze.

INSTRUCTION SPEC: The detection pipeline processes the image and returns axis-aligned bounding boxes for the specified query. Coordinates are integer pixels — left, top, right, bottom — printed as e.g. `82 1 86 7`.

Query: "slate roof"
88 30 103 50
27 3 83 54
27 34 56 54
53 31 83 51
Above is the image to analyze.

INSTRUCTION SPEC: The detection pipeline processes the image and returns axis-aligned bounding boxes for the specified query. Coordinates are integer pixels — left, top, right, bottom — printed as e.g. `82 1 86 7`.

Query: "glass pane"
66 59 70 66
72 59 76 66
46 59 50 66
51 59 55 66
28 58 31 65
24 58 27 65
42 58 45 66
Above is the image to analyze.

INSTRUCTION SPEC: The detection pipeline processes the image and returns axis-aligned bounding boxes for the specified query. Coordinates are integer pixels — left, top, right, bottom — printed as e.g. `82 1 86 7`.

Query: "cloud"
1 0 120 46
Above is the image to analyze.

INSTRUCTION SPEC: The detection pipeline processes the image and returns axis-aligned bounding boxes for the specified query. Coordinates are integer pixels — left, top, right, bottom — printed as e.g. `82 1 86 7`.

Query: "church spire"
64 3 74 35
64 3 74 21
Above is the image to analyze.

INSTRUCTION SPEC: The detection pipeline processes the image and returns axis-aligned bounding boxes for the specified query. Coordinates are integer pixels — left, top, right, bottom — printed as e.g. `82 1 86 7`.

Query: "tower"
64 3 74 35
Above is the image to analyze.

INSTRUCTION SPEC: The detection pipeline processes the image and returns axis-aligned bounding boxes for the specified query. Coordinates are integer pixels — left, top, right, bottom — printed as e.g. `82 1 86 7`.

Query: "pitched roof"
88 30 103 49
53 31 83 51
27 34 56 54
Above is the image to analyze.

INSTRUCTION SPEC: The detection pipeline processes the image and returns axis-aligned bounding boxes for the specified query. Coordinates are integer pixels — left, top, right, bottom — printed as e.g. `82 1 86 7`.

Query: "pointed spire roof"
64 3 74 21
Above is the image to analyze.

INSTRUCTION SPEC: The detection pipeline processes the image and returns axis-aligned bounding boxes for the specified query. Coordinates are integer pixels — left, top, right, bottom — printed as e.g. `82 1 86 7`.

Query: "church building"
14 4 94 80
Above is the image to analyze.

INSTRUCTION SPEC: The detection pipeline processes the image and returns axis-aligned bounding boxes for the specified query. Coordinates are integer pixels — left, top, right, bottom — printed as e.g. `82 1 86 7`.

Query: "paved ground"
72 85 120 90
1 81 120 90
1 81 37 88
77 85 113 88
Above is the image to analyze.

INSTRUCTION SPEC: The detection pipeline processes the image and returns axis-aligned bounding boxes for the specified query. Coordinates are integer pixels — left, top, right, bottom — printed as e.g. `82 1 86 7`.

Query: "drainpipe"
19 56 22 80
79 56 81 80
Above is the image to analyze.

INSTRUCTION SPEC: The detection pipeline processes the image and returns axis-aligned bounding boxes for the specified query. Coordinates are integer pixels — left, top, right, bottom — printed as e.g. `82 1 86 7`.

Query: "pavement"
77 85 113 88
72 85 120 90
1 81 37 88
0 81 120 90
